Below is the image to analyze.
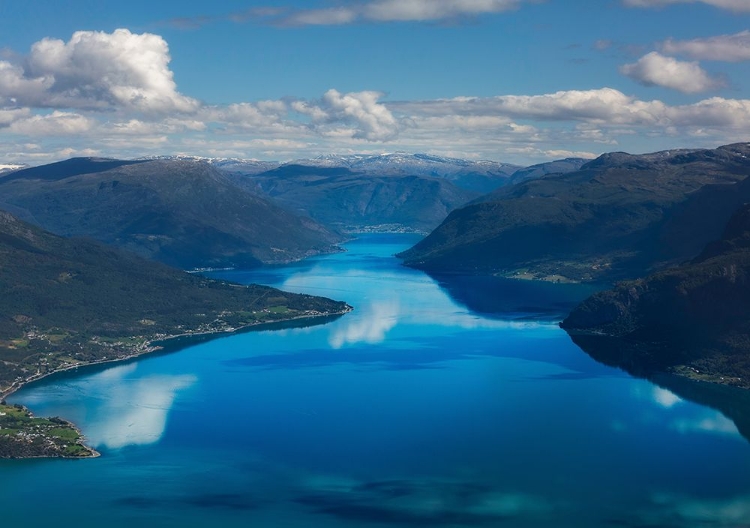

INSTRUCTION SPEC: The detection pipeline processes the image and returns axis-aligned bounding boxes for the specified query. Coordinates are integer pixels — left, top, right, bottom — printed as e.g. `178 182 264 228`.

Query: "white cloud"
363 0 521 21
0 107 30 126
0 29 198 114
284 7 358 25
315 89 400 140
8 111 95 136
620 52 723 93
623 0 750 12
280 0 523 26
662 30 750 62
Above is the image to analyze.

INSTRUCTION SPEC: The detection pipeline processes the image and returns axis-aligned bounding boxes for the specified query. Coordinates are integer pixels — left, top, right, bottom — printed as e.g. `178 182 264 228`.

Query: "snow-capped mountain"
282 153 522 193
137 155 279 175
0 164 27 175
288 152 520 177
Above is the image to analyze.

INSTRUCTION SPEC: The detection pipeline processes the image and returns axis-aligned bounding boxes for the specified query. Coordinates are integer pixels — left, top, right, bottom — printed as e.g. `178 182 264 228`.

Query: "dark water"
4 234 750 527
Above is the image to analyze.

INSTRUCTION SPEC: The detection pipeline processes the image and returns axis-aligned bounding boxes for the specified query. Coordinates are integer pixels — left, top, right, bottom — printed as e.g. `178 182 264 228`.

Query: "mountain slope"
399 143 750 281
281 153 520 193
0 211 350 395
561 204 750 388
228 165 478 233
0 158 342 269
506 157 588 186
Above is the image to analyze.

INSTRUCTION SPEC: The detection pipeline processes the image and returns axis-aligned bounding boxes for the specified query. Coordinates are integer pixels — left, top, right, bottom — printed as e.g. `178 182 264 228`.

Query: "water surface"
5 234 750 527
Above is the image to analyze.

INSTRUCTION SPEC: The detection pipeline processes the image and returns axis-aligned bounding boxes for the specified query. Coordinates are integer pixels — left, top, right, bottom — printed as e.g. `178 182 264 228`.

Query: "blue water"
4 234 750 527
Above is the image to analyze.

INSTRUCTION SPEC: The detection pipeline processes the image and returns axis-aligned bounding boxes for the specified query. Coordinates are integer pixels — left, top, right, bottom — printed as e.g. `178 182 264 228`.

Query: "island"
0 211 352 458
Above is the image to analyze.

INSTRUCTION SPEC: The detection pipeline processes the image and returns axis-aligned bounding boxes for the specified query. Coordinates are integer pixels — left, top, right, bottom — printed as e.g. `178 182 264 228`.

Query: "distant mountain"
399 143 750 282
0 211 350 395
283 153 521 194
507 158 589 185
151 152 521 193
226 164 478 233
0 158 342 269
562 203 750 389
142 155 280 175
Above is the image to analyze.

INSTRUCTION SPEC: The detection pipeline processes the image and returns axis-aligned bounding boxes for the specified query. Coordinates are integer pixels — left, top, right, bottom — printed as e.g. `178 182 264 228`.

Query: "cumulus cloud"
315 89 400 140
0 29 198 114
620 52 723 93
0 107 30 127
394 87 750 131
662 30 750 62
623 0 750 11
8 111 95 136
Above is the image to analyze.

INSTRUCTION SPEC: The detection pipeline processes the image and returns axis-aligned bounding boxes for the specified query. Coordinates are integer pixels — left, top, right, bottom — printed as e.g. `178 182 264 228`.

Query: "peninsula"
0 211 351 457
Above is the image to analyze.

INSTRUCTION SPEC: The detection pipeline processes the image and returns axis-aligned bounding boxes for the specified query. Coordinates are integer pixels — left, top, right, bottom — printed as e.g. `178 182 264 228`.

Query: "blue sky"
1 0 749 165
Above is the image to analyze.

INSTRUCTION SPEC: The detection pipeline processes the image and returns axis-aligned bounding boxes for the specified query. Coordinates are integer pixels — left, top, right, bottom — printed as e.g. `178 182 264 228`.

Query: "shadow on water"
426 271 605 320
8 314 345 397
568 333 750 444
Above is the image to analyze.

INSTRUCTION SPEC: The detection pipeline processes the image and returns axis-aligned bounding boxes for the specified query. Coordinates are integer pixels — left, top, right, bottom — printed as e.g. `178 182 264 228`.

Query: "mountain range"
399 143 750 282
0 158 342 270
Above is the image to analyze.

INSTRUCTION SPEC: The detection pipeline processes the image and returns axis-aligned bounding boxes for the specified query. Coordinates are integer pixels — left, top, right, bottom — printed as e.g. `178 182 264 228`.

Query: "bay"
3 233 750 527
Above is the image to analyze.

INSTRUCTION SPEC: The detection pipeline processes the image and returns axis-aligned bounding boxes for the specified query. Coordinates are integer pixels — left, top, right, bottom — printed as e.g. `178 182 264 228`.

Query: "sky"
0 0 749 165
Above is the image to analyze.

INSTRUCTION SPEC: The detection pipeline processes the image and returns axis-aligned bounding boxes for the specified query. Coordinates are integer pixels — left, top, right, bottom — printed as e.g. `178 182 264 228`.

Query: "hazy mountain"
562 203 750 389
280 153 520 194
0 211 349 394
226 164 478 233
0 158 342 269
507 158 589 185
399 143 750 282
142 155 280 175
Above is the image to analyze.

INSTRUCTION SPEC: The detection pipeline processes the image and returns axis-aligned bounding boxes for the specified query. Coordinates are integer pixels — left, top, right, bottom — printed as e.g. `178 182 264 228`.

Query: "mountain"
399 144 750 282
506 157 589 185
282 153 521 193
141 155 280 175
0 211 350 396
0 158 342 269
561 203 750 388
226 164 479 233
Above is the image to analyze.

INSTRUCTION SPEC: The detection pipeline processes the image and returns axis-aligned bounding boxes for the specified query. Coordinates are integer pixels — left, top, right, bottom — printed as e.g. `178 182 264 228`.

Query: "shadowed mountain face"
226 165 479 233
0 158 342 269
399 143 750 282
562 203 750 389
0 211 349 393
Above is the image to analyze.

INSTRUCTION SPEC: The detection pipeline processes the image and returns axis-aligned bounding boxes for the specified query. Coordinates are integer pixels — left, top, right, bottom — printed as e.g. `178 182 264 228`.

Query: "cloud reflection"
652 387 683 408
329 300 400 348
80 364 196 449
629 383 742 440
283 265 548 349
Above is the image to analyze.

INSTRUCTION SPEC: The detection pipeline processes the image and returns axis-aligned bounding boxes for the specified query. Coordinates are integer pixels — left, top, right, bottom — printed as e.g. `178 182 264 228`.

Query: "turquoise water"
4 234 750 527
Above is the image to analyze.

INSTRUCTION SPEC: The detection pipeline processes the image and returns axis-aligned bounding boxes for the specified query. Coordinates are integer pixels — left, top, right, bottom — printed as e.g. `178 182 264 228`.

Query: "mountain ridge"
399 143 750 282
0 158 343 269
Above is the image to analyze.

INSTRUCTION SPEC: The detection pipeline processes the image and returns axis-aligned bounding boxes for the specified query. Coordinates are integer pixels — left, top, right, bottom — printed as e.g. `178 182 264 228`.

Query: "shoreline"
1 307 351 459
1 307 352 403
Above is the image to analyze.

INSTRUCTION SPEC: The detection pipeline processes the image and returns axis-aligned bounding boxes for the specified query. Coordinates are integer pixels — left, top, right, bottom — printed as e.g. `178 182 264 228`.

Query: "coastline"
1 307 352 402
0 307 352 459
